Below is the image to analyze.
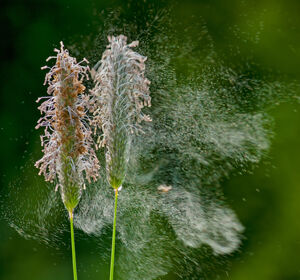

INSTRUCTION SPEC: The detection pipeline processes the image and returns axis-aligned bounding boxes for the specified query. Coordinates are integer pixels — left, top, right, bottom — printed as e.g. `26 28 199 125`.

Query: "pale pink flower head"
35 42 100 212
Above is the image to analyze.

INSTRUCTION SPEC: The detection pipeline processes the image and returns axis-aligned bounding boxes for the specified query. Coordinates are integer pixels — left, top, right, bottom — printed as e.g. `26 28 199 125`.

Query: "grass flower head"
90 35 151 189
35 41 100 213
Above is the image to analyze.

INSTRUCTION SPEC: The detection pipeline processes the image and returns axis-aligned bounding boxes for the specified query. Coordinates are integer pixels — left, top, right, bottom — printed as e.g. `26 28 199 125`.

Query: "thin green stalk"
69 211 78 280
110 189 119 280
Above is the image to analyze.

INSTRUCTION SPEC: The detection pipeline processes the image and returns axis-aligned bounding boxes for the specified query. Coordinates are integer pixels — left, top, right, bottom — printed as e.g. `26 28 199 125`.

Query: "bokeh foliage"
1 0 300 279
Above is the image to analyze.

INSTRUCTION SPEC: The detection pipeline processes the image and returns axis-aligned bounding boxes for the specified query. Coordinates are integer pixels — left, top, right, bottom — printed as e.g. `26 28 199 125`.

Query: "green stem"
109 189 119 280
69 211 78 280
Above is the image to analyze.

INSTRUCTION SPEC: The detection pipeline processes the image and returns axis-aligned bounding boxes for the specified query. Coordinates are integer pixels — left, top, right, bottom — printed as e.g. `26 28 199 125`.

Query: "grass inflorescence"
36 42 100 280
90 35 151 280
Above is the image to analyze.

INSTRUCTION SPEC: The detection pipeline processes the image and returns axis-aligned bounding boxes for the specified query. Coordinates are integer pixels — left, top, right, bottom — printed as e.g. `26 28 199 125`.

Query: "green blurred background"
1 0 300 279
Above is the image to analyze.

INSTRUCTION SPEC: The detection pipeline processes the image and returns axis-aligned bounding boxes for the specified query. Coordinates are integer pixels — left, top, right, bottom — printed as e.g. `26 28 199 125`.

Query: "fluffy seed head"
90 35 151 189
35 41 100 211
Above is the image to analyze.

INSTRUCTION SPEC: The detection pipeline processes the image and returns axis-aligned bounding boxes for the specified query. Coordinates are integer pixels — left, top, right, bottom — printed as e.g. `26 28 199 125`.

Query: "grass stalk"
69 211 78 280
109 189 119 280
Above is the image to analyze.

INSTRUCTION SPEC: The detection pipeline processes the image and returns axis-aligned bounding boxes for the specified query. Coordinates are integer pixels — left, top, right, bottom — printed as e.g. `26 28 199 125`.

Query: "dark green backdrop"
1 0 300 279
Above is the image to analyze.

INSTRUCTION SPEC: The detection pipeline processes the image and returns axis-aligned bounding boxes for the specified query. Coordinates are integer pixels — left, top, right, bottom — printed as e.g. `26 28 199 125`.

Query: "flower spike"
90 35 151 189
35 41 100 212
